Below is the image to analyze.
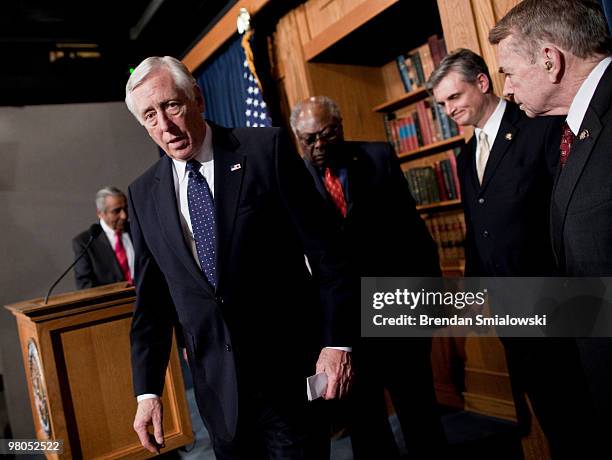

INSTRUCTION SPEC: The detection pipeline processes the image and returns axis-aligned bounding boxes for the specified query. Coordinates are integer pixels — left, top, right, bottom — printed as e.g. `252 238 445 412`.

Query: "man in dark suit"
72 186 133 289
124 57 355 460
490 0 612 455
290 96 445 459
429 48 595 458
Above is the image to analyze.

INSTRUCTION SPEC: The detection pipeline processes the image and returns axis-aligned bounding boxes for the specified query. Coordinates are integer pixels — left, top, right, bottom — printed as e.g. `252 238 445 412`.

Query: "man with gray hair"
490 0 612 456
72 186 133 289
428 49 596 458
291 96 445 459
125 56 355 460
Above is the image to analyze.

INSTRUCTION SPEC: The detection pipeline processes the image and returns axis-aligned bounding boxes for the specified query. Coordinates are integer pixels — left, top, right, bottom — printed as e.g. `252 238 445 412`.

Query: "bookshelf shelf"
416 198 462 212
373 87 428 113
397 135 465 162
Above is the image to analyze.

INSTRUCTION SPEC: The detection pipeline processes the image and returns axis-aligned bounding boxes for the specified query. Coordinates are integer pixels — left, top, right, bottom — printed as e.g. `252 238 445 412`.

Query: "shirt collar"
475 97 505 143
172 121 214 183
566 57 612 135
99 217 118 238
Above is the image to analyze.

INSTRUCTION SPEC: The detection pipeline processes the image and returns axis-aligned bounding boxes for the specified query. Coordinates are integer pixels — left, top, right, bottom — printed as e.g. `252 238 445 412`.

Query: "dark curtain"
195 35 248 128
601 0 612 34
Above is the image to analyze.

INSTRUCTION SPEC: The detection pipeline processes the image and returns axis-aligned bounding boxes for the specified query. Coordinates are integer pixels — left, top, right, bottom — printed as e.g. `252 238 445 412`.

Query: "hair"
96 186 125 212
489 0 611 60
289 95 343 133
125 56 199 123
427 48 493 92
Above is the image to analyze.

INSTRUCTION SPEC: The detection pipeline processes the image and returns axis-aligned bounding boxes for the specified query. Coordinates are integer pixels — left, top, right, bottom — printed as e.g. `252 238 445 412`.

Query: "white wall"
0 101 158 437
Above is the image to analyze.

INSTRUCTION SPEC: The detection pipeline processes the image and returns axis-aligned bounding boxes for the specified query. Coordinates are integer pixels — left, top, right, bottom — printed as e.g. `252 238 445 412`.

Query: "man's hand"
316 348 353 400
133 397 165 453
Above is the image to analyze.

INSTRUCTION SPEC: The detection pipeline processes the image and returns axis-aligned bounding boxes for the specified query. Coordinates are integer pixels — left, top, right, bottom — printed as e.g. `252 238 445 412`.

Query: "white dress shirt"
566 57 612 135
99 218 134 279
474 97 506 172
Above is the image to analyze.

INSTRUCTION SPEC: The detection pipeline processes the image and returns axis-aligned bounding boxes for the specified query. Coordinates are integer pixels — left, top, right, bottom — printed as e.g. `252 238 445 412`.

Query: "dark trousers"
502 338 602 459
209 390 329 460
345 338 447 459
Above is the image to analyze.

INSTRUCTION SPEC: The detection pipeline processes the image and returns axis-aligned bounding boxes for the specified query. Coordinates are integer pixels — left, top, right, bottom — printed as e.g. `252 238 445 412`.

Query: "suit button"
216 296 224 305
483 230 489 238
225 344 232 352
478 198 485 204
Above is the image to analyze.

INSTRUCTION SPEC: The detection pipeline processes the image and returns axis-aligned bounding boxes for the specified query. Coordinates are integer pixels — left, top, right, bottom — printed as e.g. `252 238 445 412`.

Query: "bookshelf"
270 2 551 457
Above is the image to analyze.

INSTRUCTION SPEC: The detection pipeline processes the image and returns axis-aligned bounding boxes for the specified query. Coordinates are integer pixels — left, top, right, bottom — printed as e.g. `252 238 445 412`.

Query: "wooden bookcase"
271 0 550 457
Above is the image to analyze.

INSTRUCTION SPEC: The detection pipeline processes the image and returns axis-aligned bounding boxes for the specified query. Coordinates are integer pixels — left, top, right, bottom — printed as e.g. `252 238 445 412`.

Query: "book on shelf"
402 148 462 206
384 101 461 154
423 210 466 267
392 35 447 94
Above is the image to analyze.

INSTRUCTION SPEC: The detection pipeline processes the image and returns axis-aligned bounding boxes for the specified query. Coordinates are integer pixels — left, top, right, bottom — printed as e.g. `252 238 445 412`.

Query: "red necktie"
560 122 576 167
324 167 347 217
114 230 132 284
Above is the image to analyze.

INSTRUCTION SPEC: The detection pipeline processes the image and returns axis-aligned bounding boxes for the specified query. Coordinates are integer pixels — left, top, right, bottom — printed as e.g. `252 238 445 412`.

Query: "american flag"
243 58 271 127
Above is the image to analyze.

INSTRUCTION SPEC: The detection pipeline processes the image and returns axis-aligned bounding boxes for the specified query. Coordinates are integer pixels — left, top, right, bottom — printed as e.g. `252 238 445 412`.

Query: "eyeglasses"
298 124 339 146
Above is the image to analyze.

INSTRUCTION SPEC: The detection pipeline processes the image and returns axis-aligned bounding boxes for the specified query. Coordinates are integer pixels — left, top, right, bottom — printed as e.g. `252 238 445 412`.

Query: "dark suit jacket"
551 61 612 276
458 102 562 276
549 62 612 438
72 224 129 289
304 141 439 277
128 124 354 442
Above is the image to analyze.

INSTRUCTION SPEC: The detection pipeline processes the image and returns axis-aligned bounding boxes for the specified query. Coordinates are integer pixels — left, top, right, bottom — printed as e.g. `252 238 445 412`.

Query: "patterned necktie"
186 159 217 288
476 131 490 184
114 230 132 284
323 167 347 217
559 122 576 167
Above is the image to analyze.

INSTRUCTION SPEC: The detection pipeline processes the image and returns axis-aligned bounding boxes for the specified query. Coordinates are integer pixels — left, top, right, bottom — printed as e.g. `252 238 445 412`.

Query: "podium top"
4 282 135 321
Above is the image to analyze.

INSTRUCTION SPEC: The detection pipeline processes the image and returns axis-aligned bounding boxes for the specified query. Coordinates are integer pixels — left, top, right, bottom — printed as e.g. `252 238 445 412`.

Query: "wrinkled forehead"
296 103 337 133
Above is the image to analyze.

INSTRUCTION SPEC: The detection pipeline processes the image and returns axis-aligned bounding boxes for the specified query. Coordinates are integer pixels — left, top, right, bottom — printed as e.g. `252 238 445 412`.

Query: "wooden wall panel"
437 0 481 54
309 63 387 141
304 0 371 38
273 6 314 110
471 0 505 95
492 0 521 21
380 60 407 103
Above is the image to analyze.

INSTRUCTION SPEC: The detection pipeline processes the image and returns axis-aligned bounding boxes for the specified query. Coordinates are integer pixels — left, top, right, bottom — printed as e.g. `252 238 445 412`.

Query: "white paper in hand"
306 372 328 401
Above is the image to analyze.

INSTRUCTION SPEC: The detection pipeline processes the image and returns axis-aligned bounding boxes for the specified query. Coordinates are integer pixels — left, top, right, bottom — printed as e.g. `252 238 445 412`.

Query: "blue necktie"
186 160 217 288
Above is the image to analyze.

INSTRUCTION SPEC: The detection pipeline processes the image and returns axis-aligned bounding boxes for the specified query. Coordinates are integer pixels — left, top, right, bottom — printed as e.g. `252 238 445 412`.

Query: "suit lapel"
94 234 123 278
210 124 245 292
480 103 520 191
344 145 365 217
466 136 480 192
551 106 604 258
551 62 612 261
152 155 213 294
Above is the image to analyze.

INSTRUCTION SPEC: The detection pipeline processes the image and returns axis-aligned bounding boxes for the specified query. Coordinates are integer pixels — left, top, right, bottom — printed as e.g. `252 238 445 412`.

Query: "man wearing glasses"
290 96 446 459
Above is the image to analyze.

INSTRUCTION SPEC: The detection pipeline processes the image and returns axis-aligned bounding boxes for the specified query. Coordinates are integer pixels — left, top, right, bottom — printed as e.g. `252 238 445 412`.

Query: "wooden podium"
4 283 193 459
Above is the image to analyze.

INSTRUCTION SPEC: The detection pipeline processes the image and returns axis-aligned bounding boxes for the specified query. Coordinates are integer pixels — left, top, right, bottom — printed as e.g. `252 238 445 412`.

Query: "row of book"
395 35 447 93
403 149 462 205
424 211 466 265
384 99 462 153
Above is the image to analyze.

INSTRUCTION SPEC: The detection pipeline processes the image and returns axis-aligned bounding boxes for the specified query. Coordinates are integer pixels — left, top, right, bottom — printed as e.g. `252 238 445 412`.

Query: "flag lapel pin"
230 163 242 172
